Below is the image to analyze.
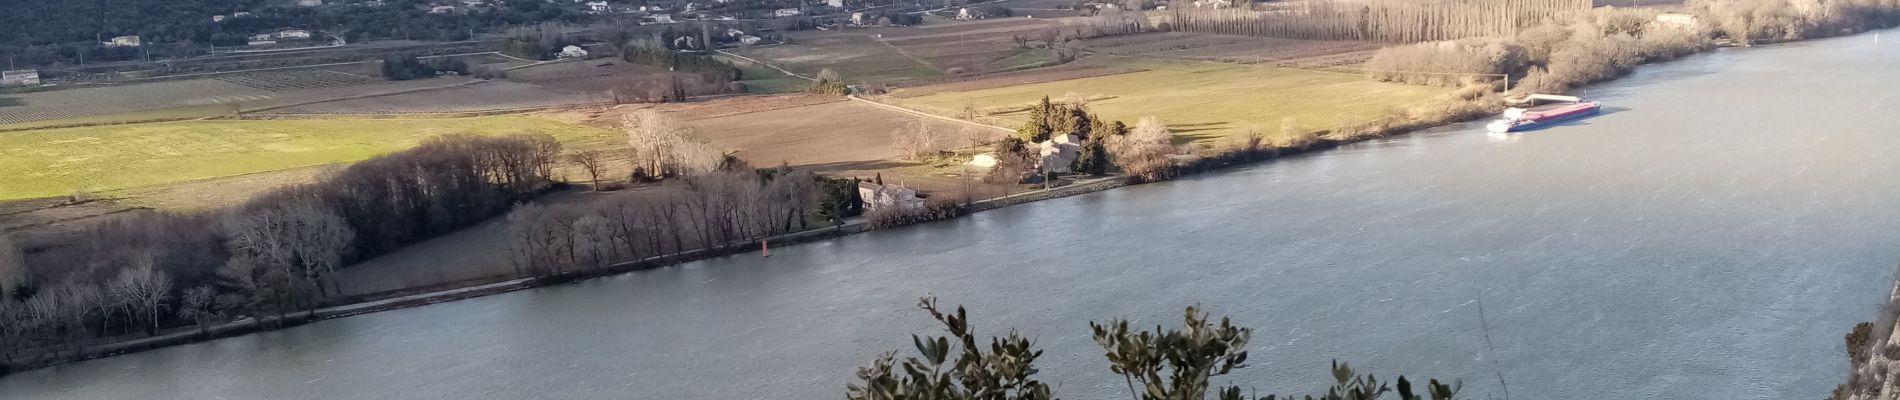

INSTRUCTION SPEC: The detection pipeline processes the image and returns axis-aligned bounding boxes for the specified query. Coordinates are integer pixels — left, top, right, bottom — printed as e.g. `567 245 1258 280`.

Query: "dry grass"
894 57 1449 144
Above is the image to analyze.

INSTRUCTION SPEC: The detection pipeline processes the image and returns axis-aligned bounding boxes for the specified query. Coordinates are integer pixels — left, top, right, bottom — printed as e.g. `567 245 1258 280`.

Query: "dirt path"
850 95 1011 133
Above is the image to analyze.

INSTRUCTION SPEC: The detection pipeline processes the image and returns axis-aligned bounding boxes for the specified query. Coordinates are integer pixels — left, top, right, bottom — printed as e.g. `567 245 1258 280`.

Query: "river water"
8 33 1900 400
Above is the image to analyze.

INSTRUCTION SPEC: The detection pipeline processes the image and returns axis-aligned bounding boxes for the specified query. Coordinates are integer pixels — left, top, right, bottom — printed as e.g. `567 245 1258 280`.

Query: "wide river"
8 33 1900 400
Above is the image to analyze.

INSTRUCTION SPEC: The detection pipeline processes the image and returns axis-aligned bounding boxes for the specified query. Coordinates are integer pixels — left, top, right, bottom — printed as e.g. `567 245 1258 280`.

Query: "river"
8 33 1900 400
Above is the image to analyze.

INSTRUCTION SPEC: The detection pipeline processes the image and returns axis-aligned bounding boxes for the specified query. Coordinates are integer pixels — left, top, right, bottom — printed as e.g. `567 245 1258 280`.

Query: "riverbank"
3 26 1878 376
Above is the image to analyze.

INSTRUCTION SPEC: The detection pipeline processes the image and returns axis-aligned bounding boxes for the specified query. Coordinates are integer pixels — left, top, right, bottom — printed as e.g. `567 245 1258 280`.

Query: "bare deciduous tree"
108 258 172 336
568 150 609 190
176 286 217 336
223 199 354 300
1109 116 1177 182
893 118 943 161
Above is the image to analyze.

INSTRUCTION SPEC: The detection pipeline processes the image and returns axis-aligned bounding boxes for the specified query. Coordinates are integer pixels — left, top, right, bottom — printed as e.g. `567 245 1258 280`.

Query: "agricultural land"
889 57 1450 143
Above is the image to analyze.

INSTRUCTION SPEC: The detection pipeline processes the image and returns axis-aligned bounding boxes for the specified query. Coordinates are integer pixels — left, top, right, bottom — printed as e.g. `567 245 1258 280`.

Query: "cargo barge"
1487 94 1601 133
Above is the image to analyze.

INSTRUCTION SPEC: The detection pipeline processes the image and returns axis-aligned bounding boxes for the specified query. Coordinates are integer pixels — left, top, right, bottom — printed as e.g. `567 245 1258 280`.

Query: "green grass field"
898 58 1451 143
0 115 617 200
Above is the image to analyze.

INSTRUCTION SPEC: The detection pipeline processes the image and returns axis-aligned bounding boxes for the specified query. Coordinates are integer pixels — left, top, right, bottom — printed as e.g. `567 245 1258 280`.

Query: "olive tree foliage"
1091 305 1251 400
846 296 1056 400
1094 306 1460 400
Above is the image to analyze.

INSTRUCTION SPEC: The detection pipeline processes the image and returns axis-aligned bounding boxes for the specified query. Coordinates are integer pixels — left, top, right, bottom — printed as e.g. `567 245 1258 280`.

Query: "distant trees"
381 54 468 81
1693 0 1900 45
1364 7 1714 95
381 54 436 81
1168 0 1592 43
849 298 1463 400
808 68 851 95
503 22 580 61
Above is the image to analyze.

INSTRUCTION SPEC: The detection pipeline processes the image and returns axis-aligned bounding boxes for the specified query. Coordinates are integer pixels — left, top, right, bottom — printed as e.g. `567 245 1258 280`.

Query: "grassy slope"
0 115 616 200
899 58 1450 143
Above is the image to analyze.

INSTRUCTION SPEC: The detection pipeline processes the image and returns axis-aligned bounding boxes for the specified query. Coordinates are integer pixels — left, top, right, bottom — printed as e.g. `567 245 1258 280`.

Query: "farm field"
266 81 604 114
893 58 1450 143
0 68 477 124
0 115 616 200
1082 32 1382 67
727 34 943 84
870 18 1063 74
688 100 980 172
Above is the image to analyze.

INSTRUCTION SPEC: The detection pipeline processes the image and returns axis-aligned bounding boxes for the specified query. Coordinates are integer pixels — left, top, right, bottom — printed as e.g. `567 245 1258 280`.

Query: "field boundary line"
115 51 504 83
848 95 1010 133
238 79 488 114
249 102 612 119
714 50 815 81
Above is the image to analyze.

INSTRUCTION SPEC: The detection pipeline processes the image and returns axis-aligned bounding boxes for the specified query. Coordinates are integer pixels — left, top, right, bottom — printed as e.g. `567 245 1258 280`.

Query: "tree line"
0 133 562 368
1361 0 1900 94
1168 0 1592 43
846 297 1463 400
506 109 862 275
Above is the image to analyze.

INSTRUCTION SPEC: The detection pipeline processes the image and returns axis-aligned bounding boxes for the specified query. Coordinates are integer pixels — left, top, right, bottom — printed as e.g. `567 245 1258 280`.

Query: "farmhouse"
1 70 40 87
826 0 843 7
105 36 142 47
859 182 925 211
586 1 610 11
775 8 802 17
275 29 313 39
1656 13 1700 29
1038 134 1080 174
430 5 456 13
